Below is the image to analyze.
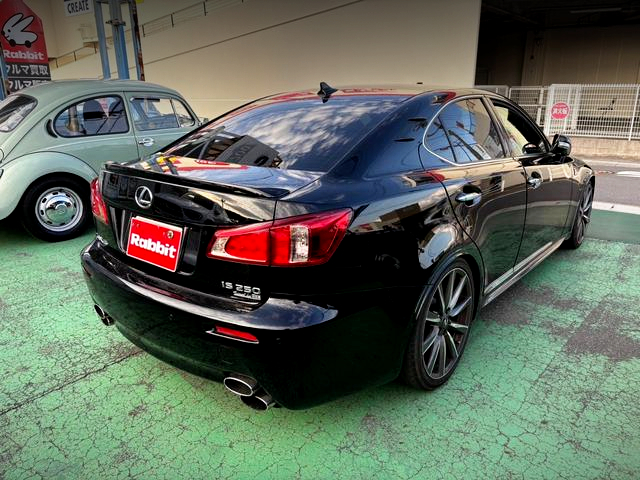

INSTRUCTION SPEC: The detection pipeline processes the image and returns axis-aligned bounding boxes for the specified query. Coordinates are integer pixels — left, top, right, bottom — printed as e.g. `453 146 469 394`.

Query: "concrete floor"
1 215 639 479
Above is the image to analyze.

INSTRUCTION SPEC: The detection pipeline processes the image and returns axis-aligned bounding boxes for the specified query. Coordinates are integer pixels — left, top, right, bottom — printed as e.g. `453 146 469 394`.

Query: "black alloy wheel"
402 259 475 389
564 181 593 249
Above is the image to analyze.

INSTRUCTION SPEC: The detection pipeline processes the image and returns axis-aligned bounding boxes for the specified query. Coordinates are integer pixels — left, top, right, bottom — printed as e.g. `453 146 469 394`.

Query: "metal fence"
543 84 640 140
477 83 640 141
508 86 548 127
475 85 510 96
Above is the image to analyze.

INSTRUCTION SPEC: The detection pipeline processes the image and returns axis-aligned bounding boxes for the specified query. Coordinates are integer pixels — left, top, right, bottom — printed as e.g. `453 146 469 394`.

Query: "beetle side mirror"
551 134 571 156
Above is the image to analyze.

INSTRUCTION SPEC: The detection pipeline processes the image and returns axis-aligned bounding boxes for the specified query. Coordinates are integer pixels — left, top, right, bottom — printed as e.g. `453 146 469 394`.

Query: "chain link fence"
477 83 640 141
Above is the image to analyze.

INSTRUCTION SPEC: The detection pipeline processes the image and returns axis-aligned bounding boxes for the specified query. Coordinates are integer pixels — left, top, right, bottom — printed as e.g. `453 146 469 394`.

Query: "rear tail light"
90 177 109 225
208 209 352 266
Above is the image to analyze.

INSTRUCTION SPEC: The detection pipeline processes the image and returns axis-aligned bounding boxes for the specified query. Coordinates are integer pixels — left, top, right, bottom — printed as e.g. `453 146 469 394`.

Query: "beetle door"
49 94 139 171
127 94 198 158
422 97 527 287
488 99 573 265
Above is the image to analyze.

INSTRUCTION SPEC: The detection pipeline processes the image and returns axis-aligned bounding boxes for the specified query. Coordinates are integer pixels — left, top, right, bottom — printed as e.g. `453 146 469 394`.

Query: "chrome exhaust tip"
94 304 114 326
241 390 275 411
223 374 258 397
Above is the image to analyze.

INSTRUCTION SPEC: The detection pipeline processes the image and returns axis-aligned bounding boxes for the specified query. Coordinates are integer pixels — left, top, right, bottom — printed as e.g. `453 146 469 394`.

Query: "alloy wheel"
575 183 593 244
421 267 473 380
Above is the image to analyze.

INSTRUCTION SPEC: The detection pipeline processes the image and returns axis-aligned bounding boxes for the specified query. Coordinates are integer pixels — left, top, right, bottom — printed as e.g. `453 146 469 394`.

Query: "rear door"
127 93 198 158
422 96 527 287
488 98 573 264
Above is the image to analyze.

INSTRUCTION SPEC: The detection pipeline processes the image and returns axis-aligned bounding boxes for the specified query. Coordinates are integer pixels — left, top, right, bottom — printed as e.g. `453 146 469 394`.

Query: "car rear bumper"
81 237 417 409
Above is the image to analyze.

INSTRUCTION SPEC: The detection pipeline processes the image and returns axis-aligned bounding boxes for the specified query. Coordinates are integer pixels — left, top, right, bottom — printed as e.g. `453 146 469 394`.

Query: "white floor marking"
592 201 640 215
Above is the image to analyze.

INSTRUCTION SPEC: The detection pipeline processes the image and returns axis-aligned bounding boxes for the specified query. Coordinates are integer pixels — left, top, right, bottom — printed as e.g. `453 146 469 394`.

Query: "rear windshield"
163 96 406 172
0 95 37 132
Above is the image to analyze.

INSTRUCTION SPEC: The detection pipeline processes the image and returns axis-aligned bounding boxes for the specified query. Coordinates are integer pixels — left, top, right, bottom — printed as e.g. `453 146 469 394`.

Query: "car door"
50 94 139 171
422 96 527 288
488 98 573 265
126 93 198 158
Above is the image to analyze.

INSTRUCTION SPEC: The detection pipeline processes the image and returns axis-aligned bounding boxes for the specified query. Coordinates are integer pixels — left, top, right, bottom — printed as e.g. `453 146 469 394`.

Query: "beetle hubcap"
35 187 83 232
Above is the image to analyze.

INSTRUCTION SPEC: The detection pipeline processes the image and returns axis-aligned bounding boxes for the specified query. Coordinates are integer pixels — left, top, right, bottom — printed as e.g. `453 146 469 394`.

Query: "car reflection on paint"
81 84 594 410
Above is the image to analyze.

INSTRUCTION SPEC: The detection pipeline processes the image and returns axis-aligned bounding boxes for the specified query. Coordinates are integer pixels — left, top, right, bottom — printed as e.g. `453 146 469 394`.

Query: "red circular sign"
551 102 570 120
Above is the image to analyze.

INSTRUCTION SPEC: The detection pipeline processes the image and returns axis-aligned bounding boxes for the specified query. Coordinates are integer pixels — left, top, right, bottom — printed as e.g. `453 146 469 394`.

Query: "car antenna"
317 82 338 103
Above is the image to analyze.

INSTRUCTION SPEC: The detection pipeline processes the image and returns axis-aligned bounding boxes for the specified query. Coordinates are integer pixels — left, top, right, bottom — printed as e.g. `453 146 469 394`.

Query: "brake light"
90 177 109 225
208 209 352 266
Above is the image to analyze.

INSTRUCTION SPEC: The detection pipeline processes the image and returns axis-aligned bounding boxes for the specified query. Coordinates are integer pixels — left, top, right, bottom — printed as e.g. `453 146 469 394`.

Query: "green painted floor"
1 216 639 479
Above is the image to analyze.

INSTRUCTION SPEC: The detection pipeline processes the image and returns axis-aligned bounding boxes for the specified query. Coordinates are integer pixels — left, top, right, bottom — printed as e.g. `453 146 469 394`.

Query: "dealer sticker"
126 217 183 271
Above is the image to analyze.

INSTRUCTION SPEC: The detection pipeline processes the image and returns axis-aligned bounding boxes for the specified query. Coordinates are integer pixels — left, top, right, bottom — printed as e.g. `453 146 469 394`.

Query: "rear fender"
0 152 97 220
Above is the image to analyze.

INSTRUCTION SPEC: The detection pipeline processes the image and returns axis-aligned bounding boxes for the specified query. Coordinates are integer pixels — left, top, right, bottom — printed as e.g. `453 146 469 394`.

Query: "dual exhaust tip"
224 374 275 411
95 306 273 411
94 304 114 326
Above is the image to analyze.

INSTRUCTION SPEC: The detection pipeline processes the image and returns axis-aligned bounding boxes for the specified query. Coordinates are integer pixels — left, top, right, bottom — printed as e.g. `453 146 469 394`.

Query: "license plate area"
126 216 184 272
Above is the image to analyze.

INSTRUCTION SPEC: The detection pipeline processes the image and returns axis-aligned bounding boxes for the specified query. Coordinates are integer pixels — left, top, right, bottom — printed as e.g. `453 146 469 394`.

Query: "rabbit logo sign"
2 13 38 48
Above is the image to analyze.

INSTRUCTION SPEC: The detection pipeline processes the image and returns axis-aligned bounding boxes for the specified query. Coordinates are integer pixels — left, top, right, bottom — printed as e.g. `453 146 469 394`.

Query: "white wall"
27 0 481 118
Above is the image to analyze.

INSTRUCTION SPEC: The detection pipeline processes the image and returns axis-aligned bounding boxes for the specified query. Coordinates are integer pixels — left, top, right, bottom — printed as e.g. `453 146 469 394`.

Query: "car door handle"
138 138 154 147
455 191 482 205
527 175 542 189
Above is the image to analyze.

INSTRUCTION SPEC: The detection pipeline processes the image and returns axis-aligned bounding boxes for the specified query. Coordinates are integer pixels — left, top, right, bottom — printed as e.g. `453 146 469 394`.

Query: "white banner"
64 0 94 17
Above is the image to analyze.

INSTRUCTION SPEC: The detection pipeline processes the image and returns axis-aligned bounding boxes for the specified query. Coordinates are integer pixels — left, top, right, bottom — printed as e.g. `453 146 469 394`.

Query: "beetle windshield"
0 95 37 132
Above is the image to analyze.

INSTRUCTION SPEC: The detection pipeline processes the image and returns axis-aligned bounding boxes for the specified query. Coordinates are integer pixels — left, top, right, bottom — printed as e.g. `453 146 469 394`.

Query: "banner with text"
0 0 51 93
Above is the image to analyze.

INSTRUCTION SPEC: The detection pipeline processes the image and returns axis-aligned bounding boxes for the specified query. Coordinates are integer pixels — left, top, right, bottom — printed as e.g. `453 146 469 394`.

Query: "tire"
20 176 91 242
402 258 476 390
563 181 593 250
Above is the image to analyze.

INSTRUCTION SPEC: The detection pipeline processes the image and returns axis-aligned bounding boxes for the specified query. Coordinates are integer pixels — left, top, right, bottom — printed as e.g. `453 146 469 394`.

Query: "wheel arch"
0 152 97 220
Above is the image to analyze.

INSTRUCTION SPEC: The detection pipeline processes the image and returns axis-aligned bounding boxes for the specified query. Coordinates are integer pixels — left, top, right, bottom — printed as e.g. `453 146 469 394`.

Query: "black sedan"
81 85 594 410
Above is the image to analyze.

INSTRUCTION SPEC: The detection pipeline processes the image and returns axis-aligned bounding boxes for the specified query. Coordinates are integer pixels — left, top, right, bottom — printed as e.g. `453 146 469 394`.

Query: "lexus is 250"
81 85 594 410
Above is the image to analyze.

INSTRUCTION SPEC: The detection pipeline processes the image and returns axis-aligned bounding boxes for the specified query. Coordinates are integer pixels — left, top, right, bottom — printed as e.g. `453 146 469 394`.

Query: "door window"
54 96 128 137
437 98 505 163
491 100 547 156
424 116 456 163
129 97 195 131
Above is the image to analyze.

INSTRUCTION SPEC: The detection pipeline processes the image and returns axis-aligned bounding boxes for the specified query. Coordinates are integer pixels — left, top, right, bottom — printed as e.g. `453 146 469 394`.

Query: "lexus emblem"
134 186 153 209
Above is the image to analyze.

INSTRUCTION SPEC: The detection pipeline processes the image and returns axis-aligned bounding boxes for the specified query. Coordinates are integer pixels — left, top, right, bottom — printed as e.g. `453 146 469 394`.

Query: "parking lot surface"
1 214 639 479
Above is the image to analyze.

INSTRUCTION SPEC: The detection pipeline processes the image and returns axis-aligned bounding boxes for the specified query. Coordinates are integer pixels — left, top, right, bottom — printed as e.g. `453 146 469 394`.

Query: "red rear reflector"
207 209 352 266
90 178 109 225
214 326 258 343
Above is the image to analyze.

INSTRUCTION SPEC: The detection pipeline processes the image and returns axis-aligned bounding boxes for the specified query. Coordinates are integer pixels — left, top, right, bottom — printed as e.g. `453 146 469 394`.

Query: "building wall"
479 24 640 87
25 0 481 118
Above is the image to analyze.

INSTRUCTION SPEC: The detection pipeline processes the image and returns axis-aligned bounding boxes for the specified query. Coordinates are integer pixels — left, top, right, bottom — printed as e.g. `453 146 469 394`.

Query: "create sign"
0 0 51 93
64 0 94 17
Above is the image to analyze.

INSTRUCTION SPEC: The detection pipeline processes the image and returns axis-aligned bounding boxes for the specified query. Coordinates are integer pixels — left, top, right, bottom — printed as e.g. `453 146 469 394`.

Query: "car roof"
16 79 183 104
250 86 503 111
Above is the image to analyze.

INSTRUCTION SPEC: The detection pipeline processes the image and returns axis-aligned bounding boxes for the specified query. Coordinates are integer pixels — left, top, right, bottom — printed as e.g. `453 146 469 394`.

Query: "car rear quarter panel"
0 152 96 220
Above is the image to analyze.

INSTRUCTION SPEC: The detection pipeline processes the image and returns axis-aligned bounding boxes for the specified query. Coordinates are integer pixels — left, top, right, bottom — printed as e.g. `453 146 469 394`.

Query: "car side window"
424 116 456 163
129 97 195 131
53 96 128 137
491 100 548 156
172 99 196 128
438 98 505 163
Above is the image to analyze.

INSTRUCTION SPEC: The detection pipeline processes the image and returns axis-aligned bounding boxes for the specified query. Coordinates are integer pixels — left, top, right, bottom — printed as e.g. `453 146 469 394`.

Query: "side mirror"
522 142 542 154
551 134 571 156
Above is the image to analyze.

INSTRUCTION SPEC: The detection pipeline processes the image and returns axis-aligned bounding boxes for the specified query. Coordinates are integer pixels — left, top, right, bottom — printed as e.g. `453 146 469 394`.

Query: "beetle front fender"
0 152 97 220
